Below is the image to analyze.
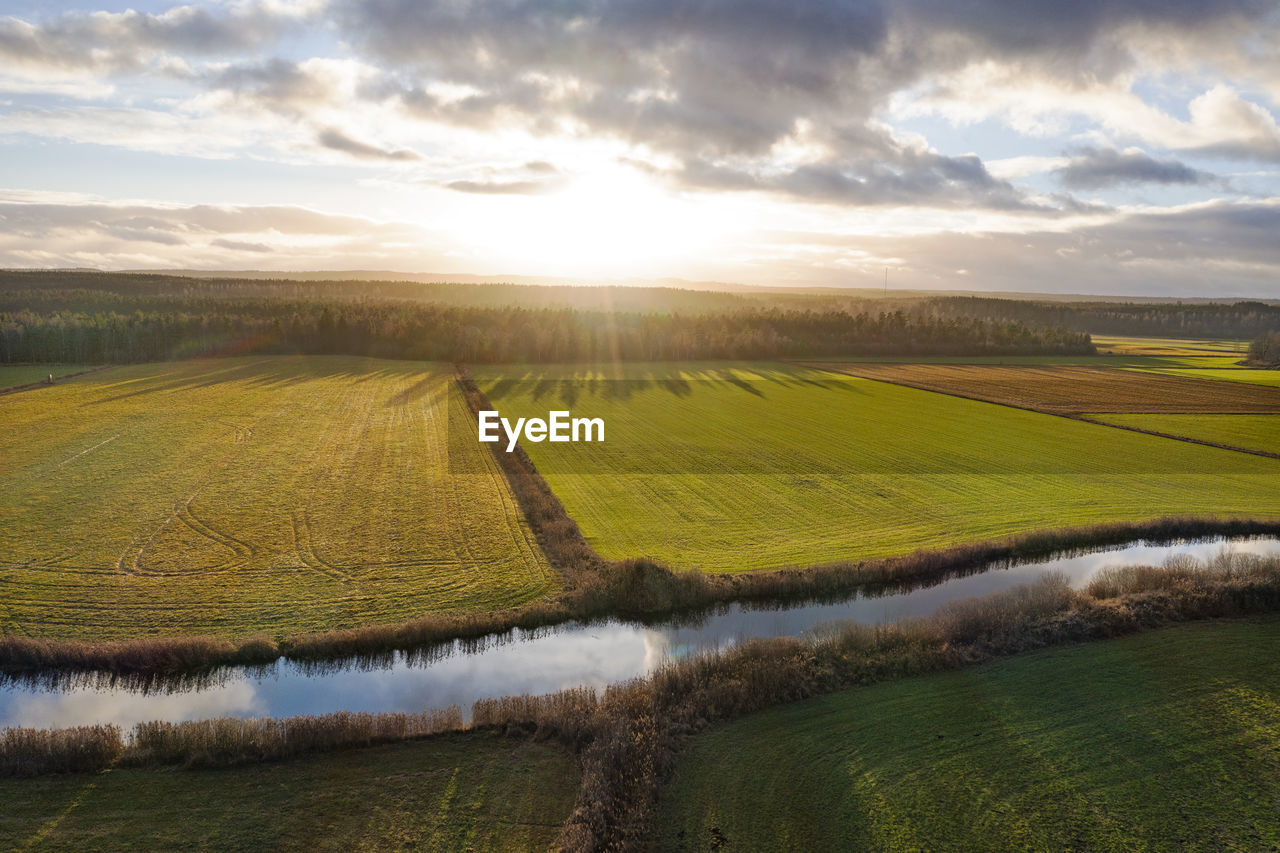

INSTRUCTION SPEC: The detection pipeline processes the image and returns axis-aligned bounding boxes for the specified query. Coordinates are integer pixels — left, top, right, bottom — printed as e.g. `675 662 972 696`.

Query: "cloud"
1 0 1279 272
0 198 451 270
315 128 420 161
1056 146 1214 188
639 146 1046 210
752 198 1280 296
445 179 556 195
211 238 273 253
0 3 291 73
1185 85 1280 161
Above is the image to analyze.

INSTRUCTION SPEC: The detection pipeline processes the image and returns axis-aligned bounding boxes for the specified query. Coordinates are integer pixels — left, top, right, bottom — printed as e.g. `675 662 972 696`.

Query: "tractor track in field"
177 498 256 558
291 510 352 583
116 418 262 577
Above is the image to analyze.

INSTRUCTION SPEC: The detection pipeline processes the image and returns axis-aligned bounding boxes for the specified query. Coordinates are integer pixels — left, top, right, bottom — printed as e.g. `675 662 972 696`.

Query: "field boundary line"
0 365 115 396
1073 415 1280 462
800 361 1280 462
452 364 605 588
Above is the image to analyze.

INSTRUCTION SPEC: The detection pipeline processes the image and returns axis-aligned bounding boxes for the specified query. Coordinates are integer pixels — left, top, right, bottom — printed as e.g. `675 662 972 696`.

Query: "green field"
1089 413 1280 456
1092 335 1249 356
0 364 99 390
0 356 555 639
476 363 1280 571
656 618 1280 851
0 732 576 851
796 354 1240 368
1129 367 1280 387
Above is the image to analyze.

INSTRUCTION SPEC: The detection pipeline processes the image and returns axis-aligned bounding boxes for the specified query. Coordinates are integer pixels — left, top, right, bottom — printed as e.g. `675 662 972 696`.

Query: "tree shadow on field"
713 369 764 397
658 377 692 397
83 357 415 407
384 374 438 407
531 378 558 402
484 378 520 401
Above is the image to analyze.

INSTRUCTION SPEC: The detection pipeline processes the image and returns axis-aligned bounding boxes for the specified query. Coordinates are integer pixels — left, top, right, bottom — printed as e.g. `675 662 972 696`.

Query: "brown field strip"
804 363 1280 414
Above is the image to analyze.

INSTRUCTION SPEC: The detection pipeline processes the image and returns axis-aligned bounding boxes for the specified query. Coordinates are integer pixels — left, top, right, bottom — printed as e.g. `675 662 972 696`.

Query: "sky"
2 1 1280 296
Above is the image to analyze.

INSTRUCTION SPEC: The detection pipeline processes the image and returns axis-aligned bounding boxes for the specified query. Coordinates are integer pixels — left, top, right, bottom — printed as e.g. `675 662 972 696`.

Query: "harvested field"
809 362 1280 414
0 356 556 640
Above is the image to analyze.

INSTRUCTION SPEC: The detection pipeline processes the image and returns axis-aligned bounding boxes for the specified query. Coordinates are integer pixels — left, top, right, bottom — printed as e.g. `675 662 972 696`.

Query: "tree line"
931 296 1280 340
0 282 1094 365
1249 331 1280 366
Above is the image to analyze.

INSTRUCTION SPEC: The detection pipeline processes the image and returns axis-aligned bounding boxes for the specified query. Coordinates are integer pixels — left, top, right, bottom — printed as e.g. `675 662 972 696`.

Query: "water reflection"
4 537 1278 730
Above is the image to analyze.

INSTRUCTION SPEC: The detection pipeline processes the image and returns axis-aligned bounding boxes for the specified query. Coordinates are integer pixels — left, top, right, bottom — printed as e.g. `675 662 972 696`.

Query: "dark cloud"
894 0 1270 76
1056 147 1215 188
316 129 421 162
331 0 1275 155
337 0 890 158
646 148 1042 210
320 0 1278 207
211 59 335 116
0 4 286 71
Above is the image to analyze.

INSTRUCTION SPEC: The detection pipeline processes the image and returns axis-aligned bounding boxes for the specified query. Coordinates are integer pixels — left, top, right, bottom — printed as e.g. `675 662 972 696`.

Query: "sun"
444 163 730 279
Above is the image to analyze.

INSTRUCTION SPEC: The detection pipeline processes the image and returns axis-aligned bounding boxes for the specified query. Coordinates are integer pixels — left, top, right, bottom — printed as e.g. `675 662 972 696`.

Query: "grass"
792 354 1241 368
811 362 1280 413
0 356 556 640
0 732 577 852
1129 367 1280 387
474 363 1280 571
1092 335 1250 356
655 617 1280 852
1087 414 1280 456
0 364 100 390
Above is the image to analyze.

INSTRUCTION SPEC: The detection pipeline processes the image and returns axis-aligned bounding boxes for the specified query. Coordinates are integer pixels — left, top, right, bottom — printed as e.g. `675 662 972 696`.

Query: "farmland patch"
474 364 1280 571
0 356 556 640
1087 414 1280 457
656 618 1280 851
809 363 1280 414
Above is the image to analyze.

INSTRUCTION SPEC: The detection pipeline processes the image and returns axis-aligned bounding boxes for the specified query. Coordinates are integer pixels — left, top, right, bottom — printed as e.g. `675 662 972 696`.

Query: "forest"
0 272 1094 363
933 295 1280 340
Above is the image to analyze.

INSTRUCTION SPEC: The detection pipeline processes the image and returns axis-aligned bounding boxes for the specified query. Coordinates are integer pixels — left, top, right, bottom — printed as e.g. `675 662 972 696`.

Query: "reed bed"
0 724 124 777
125 708 465 767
